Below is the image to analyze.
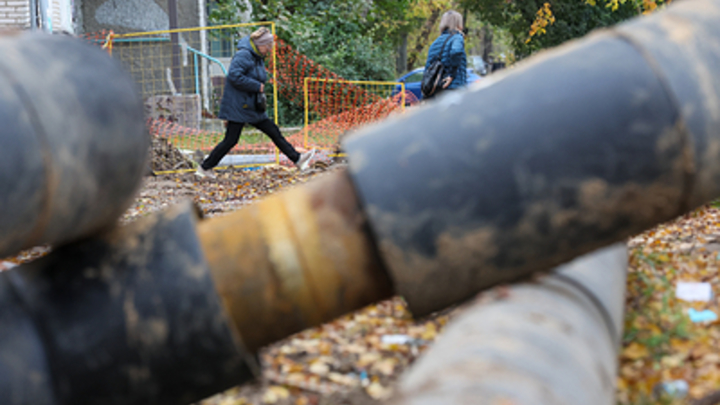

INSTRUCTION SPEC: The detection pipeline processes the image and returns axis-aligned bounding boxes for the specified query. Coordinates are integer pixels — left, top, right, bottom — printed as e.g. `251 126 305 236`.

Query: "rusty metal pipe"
197 171 393 351
0 33 147 259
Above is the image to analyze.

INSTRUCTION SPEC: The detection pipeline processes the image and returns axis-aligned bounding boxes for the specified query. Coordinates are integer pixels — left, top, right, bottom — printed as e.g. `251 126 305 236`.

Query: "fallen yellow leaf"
309 360 330 376
366 381 392 400
372 358 398 376
622 342 649 360
357 352 382 368
421 323 437 341
219 397 248 405
262 386 290 404
328 372 359 386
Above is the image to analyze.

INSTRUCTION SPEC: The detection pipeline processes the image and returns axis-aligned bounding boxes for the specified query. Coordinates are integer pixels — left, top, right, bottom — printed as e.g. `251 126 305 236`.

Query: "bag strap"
254 61 264 91
434 32 455 63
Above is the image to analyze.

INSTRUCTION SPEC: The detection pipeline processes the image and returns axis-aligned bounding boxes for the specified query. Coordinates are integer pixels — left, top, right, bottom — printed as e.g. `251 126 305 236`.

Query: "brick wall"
0 0 30 29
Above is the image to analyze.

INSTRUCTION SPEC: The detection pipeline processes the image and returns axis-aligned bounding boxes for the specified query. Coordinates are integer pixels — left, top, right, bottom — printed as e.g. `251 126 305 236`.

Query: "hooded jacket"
425 29 467 90
218 36 268 123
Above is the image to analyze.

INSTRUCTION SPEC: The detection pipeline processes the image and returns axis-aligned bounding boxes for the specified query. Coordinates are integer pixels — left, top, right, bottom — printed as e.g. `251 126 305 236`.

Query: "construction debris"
150 136 195 173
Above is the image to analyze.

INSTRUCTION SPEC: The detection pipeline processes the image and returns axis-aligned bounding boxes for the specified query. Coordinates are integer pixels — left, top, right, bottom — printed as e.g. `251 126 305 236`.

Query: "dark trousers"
201 119 300 170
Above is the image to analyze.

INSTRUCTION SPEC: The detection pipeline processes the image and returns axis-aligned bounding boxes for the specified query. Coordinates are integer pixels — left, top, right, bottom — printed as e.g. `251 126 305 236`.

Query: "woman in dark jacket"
424 10 467 98
196 27 315 178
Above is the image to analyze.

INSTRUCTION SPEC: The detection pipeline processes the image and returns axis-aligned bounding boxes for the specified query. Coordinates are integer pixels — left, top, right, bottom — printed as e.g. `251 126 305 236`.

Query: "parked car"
393 67 481 103
469 55 488 76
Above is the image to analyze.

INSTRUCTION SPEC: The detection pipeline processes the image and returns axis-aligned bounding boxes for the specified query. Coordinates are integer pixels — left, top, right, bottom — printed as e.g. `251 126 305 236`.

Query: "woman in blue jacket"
197 27 315 178
424 10 467 98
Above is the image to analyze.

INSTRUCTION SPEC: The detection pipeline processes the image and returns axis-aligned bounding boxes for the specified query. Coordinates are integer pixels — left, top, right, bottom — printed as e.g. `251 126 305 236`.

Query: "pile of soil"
149 136 195 172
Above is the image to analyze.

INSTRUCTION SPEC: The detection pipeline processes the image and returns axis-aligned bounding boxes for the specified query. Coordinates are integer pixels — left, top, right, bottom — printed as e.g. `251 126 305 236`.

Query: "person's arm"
226 49 263 92
447 34 465 73
442 34 465 88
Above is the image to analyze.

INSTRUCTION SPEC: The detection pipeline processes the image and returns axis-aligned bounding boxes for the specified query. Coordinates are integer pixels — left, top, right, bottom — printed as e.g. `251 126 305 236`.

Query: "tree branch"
407 7 441 69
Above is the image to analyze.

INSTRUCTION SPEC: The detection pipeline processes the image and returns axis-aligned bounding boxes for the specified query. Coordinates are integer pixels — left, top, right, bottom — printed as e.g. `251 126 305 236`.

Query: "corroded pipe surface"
388 245 627 405
343 0 720 316
0 203 252 405
0 33 147 258
198 170 393 351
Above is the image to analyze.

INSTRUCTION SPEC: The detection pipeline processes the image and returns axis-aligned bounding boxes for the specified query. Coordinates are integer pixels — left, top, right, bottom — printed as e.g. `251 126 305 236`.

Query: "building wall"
51 0 74 33
81 0 199 35
0 0 74 33
0 0 213 35
0 0 30 29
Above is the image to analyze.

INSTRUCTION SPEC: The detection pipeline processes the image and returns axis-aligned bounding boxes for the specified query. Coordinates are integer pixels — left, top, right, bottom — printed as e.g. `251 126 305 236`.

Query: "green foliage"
273 2 396 81
208 0 248 26
210 0 402 82
460 0 638 58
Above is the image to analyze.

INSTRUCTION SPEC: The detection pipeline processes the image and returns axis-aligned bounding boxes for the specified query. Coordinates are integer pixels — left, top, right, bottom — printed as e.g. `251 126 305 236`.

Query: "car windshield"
405 72 424 82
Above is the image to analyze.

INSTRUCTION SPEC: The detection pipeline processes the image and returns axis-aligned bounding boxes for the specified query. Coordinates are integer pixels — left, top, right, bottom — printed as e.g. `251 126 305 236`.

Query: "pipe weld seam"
552 272 619 346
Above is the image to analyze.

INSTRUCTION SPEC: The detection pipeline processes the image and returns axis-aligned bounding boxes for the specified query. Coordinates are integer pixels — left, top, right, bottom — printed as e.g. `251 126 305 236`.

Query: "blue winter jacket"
218 36 268 124
425 29 467 90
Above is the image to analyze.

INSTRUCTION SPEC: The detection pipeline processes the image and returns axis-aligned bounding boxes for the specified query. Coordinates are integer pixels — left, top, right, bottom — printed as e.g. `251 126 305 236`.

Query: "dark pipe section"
0 204 253 405
0 33 147 258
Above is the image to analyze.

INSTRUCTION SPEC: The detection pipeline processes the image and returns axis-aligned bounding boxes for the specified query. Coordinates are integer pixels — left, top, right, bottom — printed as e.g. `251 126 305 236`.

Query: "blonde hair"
439 10 463 33
250 27 273 47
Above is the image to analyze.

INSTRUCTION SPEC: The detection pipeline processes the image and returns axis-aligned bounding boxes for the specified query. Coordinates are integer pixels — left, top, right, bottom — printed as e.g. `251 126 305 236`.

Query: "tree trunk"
482 25 493 64
407 7 441 69
396 32 408 75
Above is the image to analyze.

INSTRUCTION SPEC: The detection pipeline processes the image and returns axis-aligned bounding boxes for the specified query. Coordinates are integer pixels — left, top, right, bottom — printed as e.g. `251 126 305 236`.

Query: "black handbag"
256 92 267 112
421 33 456 98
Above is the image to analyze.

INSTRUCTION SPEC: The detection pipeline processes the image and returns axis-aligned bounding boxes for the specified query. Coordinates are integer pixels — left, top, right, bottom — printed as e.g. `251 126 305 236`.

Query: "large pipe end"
198 169 393 351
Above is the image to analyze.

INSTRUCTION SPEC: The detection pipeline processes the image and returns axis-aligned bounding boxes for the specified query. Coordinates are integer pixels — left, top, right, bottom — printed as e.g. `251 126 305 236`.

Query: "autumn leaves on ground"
620 204 720 405
5 147 720 404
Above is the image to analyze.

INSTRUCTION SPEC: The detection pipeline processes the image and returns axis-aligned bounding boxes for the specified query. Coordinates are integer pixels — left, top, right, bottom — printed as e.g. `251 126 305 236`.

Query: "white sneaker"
296 149 317 171
195 166 216 179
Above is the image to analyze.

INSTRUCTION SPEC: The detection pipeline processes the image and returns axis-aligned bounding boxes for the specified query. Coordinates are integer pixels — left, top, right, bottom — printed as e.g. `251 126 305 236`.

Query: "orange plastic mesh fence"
80 30 114 54
270 39 416 150
300 78 410 150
